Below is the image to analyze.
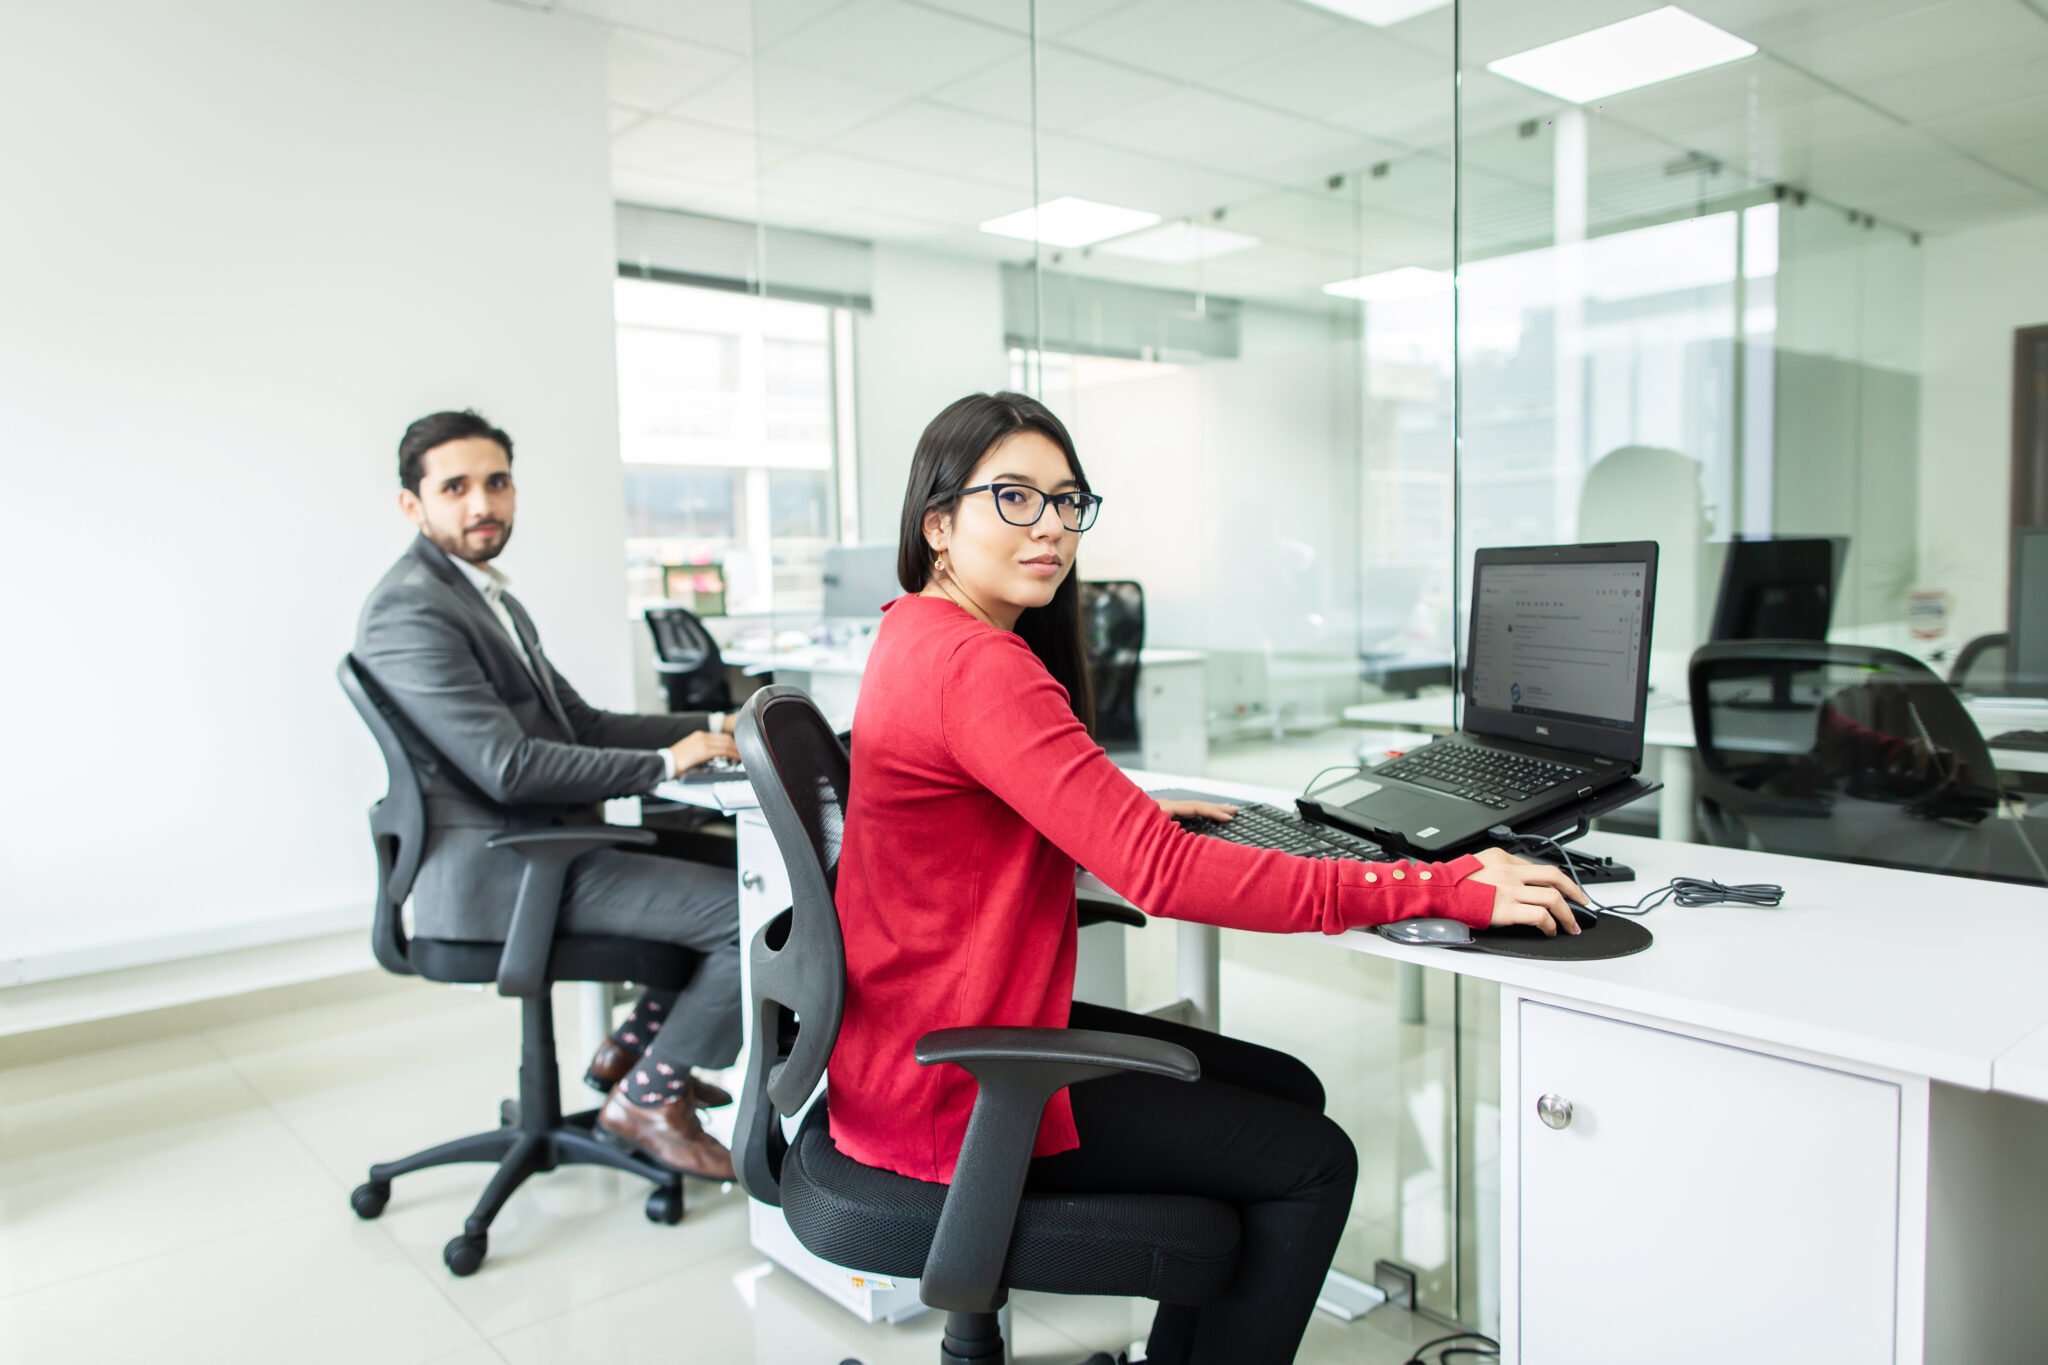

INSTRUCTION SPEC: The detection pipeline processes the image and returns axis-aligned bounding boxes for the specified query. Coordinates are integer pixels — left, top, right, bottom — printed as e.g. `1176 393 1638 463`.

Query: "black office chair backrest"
337 654 426 977
1950 631 2010 694
646 605 734 711
1690 641 2003 845
730 685 850 1205
1081 580 1145 749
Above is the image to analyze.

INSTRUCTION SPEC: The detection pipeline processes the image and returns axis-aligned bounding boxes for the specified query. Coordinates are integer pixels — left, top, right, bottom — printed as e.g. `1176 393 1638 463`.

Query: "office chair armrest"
1075 896 1145 930
913 1026 1198 1313
485 827 658 998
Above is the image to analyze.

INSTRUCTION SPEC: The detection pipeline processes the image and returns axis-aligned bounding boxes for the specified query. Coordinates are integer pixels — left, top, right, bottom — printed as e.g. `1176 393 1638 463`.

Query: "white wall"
852 244 1010 543
1919 211 2048 643
0 0 624 979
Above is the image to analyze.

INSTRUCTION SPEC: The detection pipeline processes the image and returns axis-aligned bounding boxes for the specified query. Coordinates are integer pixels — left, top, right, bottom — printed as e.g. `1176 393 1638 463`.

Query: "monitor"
821 544 901 622
2010 527 2048 697
1462 541 1659 766
1708 536 1846 642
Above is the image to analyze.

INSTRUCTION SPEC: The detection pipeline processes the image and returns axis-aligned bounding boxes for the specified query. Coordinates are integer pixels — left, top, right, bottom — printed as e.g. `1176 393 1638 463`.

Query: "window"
615 277 856 615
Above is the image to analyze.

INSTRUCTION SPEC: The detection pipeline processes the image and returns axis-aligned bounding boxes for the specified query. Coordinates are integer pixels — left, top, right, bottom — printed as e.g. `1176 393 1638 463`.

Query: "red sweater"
828 595 1496 1183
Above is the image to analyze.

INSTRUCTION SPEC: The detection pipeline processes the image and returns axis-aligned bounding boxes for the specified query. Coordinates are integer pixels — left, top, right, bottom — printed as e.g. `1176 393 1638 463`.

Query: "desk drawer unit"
1512 1000 1900 1364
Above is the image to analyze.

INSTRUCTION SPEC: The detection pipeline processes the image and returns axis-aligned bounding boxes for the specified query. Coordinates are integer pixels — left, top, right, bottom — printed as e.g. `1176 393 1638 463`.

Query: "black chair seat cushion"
780 1100 1241 1306
410 935 700 989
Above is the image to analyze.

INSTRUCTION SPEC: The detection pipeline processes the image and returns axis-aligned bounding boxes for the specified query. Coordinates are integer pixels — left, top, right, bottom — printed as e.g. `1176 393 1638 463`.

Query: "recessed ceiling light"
1323 266 1451 303
1098 222 1263 265
1300 0 1451 27
1486 7 1756 104
979 197 1161 249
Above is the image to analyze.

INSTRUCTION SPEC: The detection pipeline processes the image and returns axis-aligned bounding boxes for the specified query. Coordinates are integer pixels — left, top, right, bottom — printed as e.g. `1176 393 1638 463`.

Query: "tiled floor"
1 731 1495 1364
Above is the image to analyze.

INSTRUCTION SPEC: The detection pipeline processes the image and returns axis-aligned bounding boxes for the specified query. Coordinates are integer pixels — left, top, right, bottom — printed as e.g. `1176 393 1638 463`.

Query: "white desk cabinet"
1509 1000 1903 1364
1134 651 1207 775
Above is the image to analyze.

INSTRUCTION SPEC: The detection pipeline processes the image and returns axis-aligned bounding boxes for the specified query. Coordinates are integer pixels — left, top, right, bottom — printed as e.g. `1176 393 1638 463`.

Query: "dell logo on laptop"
1535 724 1550 736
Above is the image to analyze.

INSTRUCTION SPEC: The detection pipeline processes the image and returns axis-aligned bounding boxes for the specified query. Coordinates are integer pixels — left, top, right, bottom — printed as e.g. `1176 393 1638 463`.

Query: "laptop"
1303 541 1659 855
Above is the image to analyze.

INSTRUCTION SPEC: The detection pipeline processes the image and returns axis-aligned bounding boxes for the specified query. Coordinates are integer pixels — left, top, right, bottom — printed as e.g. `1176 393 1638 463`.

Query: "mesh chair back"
336 655 425 976
1081 580 1145 749
730 685 851 1203
1950 632 2010 693
646 605 734 711
1688 641 2031 875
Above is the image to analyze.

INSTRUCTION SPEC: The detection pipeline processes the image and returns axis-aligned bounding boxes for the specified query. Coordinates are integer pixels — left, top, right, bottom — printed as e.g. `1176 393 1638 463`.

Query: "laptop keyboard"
1373 743 1585 810
1177 802 1390 861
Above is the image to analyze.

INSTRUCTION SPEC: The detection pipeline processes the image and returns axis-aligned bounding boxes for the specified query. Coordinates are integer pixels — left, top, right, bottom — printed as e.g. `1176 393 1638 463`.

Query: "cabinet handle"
741 871 765 892
1536 1093 1574 1130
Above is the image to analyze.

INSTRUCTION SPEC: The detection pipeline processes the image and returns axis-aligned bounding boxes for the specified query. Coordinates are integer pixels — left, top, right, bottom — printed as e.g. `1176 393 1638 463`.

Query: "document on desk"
652 778 760 813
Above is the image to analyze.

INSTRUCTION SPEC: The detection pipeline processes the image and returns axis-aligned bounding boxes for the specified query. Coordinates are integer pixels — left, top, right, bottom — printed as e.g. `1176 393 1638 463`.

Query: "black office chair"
729 686 1238 1365
647 605 734 712
1081 580 1145 752
1950 631 2010 694
337 655 706 1276
1689 641 2044 882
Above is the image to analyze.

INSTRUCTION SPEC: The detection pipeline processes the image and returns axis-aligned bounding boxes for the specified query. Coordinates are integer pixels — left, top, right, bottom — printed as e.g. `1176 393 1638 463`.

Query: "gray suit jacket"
355 534 711 940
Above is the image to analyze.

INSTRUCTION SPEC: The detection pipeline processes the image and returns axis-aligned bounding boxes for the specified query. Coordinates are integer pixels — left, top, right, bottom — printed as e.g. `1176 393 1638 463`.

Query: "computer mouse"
1376 917 1475 946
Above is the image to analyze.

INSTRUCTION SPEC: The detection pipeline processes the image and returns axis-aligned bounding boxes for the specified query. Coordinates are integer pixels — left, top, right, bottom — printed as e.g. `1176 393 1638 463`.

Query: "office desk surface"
1090 771 2048 1094
1342 694 2048 774
1992 1015 2048 1103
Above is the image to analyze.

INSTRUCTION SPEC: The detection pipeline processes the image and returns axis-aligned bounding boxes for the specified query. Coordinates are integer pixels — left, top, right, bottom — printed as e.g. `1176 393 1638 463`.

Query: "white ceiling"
558 0 2048 305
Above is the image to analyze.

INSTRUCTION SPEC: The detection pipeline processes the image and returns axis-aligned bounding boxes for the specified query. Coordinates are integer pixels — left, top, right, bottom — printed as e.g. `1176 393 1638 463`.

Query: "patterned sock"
619 1058 694 1109
608 991 671 1055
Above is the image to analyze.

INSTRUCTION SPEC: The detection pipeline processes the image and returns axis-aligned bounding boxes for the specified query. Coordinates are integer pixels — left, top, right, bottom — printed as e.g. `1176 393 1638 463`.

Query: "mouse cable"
1302 763 1367 799
1489 827 1784 917
1403 1332 1498 1365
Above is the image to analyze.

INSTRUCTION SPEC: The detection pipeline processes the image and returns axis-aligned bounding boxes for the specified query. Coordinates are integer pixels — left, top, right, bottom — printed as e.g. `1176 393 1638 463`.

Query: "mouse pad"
1457 911 1652 961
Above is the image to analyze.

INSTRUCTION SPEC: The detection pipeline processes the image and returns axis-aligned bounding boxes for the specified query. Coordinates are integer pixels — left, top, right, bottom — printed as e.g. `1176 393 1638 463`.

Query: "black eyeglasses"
950 483 1104 532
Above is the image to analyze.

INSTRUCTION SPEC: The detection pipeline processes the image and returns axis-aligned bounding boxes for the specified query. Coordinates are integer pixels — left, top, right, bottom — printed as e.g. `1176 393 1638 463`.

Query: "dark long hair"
896 392 1096 735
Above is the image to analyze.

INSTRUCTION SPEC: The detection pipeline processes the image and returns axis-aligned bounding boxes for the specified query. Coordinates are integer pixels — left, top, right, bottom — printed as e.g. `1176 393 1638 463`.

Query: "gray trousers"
558 848 741 1074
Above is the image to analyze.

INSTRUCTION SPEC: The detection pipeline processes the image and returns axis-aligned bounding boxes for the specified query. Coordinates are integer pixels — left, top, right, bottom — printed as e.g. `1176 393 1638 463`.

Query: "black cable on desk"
1402 1331 1498 1365
1489 827 1784 918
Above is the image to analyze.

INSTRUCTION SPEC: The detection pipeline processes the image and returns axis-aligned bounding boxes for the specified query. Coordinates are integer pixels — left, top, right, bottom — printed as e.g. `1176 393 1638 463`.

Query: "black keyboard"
1177 802 1389 861
1373 742 1585 811
1992 730 2048 752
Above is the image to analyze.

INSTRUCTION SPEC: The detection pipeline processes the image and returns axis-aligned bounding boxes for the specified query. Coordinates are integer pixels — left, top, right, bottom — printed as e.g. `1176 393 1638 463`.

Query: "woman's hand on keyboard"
1157 798 1239 823
1469 847 1588 936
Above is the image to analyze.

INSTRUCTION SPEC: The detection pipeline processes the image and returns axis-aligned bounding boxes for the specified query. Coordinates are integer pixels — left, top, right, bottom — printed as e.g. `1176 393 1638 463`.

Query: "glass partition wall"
612 0 2048 1350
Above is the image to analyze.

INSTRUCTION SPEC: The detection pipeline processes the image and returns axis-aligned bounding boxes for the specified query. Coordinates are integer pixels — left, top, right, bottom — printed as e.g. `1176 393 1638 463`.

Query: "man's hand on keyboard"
1159 798 1239 823
1468 847 1589 936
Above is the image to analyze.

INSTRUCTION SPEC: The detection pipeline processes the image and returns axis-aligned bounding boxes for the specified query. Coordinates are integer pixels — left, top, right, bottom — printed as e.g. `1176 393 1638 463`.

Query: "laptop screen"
1466 554 1651 735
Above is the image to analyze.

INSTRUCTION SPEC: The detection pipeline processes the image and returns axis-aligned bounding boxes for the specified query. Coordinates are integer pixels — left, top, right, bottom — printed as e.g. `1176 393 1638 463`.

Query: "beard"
430 517 513 564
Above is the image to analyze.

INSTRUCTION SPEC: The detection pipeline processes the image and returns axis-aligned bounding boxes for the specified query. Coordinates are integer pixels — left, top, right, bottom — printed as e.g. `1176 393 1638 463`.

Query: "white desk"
1097 772 2048 1364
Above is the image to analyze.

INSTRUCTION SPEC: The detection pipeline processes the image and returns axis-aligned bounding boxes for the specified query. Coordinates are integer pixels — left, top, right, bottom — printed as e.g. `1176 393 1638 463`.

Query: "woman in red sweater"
832 392 1585 1364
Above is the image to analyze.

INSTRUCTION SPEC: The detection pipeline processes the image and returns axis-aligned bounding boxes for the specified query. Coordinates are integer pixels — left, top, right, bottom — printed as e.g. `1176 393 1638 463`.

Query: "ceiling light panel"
1486 7 1757 105
1098 222 1263 264
979 197 1161 248
1300 0 1451 27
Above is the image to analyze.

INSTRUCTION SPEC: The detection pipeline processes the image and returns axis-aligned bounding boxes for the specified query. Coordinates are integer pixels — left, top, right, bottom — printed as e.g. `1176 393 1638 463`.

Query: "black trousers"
1027 1002 1358 1365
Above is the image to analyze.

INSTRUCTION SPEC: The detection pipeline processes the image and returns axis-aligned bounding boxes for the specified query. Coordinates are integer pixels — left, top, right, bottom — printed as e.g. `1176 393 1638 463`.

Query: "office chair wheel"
349 1180 390 1220
498 1098 517 1128
443 1232 488 1277
644 1187 683 1225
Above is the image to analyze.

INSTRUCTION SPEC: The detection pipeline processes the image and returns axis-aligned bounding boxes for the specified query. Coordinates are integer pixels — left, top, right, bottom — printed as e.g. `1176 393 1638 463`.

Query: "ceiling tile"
1851 38 2048 124
1076 87 1402 184
1922 92 2048 156
1969 141 2048 196
1058 0 1339 81
1033 132 1278 220
762 0 1026 96
607 30 742 111
762 148 1026 224
1683 0 1943 51
559 0 753 52
613 168 761 220
1202 24 1448 132
1765 0 2045 91
908 0 1140 36
829 100 1036 183
928 44 1181 131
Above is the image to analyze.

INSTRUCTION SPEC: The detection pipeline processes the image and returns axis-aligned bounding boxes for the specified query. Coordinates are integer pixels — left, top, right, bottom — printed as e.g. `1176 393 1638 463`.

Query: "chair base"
347 992 684 1275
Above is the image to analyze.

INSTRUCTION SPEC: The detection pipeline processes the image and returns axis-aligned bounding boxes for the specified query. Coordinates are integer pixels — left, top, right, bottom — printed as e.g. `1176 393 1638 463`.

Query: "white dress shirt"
450 553 684 782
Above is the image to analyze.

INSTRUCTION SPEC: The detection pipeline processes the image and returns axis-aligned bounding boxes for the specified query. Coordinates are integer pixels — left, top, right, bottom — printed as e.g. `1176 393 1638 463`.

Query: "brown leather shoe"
688 1077 734 1109
583 1037 641 1094
598 1082 736 1181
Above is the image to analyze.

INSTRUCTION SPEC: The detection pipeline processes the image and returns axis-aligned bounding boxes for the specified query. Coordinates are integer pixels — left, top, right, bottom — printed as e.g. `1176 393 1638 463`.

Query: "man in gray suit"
356 409 739 1180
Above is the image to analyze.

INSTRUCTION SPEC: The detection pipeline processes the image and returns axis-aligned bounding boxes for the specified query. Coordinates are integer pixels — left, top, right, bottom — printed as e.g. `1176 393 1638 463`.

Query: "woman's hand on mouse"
1468 847 1589 936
